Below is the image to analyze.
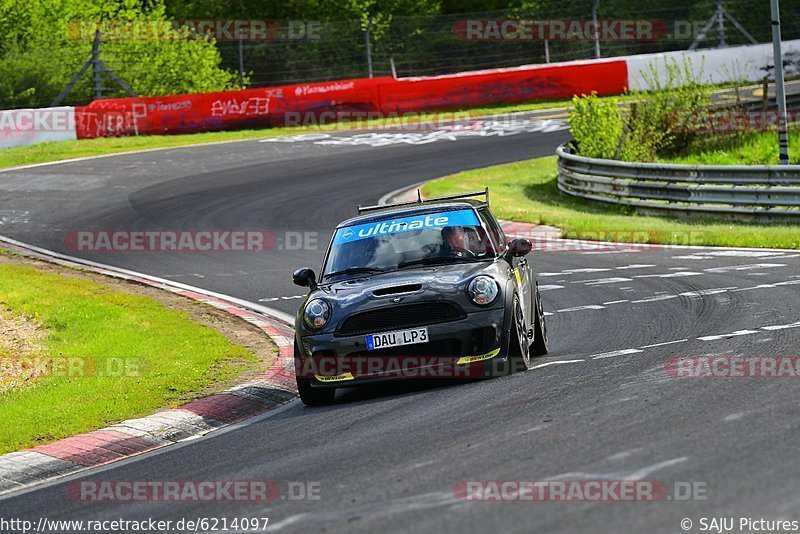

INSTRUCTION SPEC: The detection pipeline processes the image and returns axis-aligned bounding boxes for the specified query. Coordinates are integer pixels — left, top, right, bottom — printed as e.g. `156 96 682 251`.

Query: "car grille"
337 302 466 336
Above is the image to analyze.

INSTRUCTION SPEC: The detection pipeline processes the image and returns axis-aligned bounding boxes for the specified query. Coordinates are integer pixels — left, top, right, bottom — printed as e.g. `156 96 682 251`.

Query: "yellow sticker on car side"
457 348 501 365
315 372 355 382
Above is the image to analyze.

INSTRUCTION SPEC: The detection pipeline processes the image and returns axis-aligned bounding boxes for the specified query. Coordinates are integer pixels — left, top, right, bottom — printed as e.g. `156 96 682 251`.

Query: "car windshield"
324 208 496 278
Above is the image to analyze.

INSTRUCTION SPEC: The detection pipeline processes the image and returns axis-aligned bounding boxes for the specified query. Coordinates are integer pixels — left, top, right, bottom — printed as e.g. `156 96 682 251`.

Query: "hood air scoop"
372 283 423 297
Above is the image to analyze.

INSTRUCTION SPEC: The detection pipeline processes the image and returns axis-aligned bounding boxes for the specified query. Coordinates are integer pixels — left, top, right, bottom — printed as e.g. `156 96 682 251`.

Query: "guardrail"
556 143 800 220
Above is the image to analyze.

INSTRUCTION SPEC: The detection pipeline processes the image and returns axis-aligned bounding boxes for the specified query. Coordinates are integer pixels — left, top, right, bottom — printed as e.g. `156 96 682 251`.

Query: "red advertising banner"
75 77 390 138
74 60 628 139
377 59 628 113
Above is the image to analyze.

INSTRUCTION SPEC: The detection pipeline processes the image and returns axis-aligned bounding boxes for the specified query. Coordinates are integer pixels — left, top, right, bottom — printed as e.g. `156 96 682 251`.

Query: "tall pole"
716 1 727 47
770 0 790 164
365 16 374 78
92 30 103 99
238 31 245 89
592 0 601 58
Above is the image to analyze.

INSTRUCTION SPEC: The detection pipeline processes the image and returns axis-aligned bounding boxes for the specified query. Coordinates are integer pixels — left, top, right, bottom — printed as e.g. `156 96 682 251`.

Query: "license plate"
366 327 428 351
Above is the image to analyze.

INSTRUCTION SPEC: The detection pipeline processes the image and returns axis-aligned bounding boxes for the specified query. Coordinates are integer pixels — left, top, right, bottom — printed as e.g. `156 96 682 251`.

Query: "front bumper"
296 308 509 387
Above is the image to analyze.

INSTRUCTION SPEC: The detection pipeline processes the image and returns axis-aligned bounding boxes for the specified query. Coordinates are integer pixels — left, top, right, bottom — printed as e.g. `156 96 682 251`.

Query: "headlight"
303 299 331 330
467 276 499 306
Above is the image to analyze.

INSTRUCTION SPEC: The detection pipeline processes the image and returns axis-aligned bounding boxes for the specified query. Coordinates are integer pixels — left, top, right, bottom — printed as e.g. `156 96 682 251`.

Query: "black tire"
507 294 533 373
295 339 336 406
531 282 549 357
296 376 336 406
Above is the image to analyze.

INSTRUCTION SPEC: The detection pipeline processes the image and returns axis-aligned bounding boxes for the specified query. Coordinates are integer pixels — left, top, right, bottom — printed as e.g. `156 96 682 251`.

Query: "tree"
0 0 240 109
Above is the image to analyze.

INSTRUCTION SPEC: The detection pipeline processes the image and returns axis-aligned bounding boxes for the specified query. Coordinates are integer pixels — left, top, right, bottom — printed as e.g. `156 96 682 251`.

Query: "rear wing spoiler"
357 188 489 215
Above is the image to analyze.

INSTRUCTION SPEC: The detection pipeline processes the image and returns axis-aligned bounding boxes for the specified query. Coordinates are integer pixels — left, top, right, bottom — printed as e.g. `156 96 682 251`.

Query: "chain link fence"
216 0 800 86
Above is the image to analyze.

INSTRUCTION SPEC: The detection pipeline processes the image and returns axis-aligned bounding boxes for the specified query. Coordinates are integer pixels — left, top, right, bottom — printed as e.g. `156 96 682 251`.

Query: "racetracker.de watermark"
67 480 321 502
666 356 800 378
64 230 318 253
0 357 144 380
503 229 707 252
67 19 322 41
667 109 800 133
453 480 707 502
282 111 474 130
453 19 666 41
0 109 75 133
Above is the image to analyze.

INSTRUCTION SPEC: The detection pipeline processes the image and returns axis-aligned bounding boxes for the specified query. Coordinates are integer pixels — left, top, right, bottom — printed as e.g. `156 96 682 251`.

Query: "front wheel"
295 339 336 406
507 294 533 373
530 282 549 357
296 377 336 406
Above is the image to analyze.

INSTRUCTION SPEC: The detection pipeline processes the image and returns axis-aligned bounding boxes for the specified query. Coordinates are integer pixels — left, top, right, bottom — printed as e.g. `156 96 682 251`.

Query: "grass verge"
661 130 800 165
0 254 266 454
422 156 800 249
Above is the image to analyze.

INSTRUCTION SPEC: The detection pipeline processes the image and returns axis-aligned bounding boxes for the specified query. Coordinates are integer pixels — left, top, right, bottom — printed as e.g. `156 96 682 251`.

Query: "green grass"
422 156 800 249
0 262 263 453
661 131 800 165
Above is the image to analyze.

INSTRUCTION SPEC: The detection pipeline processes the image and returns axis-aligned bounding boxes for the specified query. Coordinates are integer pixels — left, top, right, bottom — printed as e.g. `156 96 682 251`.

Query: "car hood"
297 260 507 326
325 262 491 296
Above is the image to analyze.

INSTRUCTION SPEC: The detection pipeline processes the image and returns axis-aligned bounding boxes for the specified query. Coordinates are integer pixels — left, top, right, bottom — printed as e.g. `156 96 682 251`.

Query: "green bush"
568 92 624 159
569 57 712 162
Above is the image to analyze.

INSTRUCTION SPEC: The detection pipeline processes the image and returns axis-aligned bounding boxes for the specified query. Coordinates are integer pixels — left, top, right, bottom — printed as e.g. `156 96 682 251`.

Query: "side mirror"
507 238 532 258
292 268 318 291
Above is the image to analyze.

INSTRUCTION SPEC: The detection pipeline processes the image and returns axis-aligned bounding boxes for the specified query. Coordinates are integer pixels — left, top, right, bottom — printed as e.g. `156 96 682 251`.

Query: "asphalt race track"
2 116 800 533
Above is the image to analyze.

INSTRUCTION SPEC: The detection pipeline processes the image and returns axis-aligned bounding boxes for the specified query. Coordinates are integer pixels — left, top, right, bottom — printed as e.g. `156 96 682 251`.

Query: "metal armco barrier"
556 143 800 220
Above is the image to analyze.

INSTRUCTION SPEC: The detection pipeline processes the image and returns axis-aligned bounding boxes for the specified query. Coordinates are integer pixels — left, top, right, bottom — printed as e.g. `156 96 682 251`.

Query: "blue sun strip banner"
332 209 481 247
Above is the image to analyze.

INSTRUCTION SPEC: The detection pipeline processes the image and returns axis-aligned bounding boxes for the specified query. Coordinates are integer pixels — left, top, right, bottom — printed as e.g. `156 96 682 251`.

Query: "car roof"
336 200 487 229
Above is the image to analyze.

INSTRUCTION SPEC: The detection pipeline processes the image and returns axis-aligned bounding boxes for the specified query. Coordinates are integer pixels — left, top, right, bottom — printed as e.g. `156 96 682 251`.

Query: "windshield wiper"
398 256 482 269
325 266 385 279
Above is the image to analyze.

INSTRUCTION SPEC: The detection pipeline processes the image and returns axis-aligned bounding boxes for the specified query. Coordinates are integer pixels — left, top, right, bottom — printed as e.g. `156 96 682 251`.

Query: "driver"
441 226 471 257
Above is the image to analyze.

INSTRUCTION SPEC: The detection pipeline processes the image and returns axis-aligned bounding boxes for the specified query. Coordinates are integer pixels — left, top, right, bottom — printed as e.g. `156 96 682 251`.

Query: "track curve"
2 118 800 533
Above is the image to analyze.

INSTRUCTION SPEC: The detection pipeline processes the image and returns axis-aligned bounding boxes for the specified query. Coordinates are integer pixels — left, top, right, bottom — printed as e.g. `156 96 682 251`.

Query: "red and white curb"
0 236 298 497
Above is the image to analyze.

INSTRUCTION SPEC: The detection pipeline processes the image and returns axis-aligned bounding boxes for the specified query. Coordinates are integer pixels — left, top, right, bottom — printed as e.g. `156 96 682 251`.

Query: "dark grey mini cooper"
291 189 548 406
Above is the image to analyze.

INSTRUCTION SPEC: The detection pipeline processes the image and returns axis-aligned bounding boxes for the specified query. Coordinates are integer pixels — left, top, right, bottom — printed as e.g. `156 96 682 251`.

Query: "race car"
291 188 548 406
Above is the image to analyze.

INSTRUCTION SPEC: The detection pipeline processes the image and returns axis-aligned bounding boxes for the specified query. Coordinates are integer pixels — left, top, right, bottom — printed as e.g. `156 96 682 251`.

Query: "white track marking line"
583 249 641 254
704 263 787 273
673 251 791 260
545 457 689 482
579 277 633 286
556 304 606 313
615 264 657 270
697 329 760 341
761 322 800 331
603 299 629 305
540 265 654 277
634 272 702 278
639 339 688 349
531 359 585 370
538 284 564 291
591 348 644 360
540 268 611 276
632 295 679 303
258 295 304 302
731 280 800 292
